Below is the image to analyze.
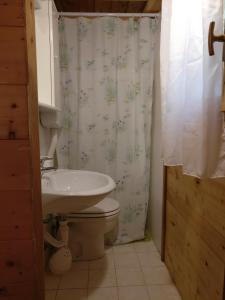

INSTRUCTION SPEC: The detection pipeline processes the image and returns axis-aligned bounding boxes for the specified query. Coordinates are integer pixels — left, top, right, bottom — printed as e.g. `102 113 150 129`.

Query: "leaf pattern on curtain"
58 17 159 243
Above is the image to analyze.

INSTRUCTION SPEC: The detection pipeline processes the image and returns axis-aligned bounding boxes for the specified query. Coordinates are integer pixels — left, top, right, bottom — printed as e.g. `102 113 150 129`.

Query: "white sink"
41 169 116 215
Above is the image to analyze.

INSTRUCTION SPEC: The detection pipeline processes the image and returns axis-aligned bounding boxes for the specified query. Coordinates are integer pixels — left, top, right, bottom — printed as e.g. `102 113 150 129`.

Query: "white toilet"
67 197 120 261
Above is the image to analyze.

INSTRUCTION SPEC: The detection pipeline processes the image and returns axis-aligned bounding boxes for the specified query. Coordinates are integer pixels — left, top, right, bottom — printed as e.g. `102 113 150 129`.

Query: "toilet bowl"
67 197 120 261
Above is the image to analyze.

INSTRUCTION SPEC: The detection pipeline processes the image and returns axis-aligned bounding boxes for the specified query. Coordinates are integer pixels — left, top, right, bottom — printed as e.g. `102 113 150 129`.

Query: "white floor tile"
89 254 115 270
89 269 116 288
45 272 60 290
137 251 164 268
45 242 181 300
105 246 114 254
56 289 87 300
88 287 118 300
59 267 88 289
116 268 144 286
142 266 172 285
113 244 135 254
45 290 57 300
148 284 181 300
114 252 140 269
132 241 158 253
118 286 150 300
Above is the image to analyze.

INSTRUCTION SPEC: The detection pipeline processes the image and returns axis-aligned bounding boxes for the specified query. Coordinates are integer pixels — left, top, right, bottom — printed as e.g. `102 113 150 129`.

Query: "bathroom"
37 1 167 299
0 0 225 300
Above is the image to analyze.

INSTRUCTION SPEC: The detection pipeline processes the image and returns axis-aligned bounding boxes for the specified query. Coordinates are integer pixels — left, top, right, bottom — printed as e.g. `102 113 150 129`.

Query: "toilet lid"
68 197 120 218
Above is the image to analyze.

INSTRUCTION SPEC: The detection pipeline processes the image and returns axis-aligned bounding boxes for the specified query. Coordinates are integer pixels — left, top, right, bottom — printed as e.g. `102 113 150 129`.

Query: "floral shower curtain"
58 17 159 243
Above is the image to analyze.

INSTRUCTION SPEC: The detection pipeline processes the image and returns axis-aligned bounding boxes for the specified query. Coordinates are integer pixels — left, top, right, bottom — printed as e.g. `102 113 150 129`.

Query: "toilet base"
69 229 105 261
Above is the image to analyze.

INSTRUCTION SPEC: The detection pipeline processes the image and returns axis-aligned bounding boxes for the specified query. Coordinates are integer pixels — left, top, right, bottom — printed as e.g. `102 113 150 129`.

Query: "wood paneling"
144 0 161 12
0 0 25 27
165 167 225 300
0 27 27 84
0 191 32 240
0 240 34 284
0 86 28 139
25 0 45 298
0 283 34 299
0 141 30 190
54 0 150 13
0 0 44 298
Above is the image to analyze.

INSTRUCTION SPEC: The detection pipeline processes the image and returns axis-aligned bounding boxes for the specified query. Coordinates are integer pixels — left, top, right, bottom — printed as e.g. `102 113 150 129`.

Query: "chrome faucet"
40 156 56 173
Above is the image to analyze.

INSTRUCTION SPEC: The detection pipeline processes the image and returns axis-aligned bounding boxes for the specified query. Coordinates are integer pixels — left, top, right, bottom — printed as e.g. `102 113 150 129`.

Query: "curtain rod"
58 12 160 18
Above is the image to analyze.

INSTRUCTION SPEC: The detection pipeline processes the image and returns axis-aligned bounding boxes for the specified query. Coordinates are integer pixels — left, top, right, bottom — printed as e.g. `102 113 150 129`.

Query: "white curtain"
160 0 225 178
58 17 159 243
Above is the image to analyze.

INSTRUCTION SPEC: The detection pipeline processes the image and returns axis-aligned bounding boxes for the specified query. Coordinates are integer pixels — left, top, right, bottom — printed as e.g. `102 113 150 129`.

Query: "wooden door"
0 0 44 299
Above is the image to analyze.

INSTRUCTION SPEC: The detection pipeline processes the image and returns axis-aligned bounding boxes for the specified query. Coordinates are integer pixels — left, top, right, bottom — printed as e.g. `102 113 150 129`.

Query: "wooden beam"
54 0 64 11
105 0 146 2
144 0 161 12
25 0 44 298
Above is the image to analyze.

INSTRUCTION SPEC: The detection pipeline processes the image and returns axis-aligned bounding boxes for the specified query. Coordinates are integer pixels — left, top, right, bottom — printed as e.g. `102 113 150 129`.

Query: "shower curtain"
160 0 225 178
58 17 159 243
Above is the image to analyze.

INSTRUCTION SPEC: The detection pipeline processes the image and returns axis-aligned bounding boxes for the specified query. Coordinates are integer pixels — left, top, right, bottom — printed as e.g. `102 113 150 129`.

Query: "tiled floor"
45 241 181 300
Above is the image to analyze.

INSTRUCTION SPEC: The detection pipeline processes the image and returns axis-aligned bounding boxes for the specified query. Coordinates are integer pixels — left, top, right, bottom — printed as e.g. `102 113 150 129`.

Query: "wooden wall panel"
0 191 32 240
0 0 25 27
0 0 44 298
165 167 225 300
0 27 27 84
25 0 45 298
0 141 30 190
0 283 34 299
0 86 28 139
0 240 34 284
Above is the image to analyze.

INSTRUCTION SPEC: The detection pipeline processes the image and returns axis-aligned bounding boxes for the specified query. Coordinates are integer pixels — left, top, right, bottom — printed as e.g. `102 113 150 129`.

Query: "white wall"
147 30 164 253
39 121 51 157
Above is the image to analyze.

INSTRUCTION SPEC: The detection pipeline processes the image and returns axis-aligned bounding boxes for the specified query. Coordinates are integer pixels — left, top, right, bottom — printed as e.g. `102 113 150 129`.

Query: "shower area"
57 13 162 246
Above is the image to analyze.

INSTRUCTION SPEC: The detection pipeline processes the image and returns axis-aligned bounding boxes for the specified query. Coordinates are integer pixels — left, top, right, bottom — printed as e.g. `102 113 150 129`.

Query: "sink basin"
41 169 116 215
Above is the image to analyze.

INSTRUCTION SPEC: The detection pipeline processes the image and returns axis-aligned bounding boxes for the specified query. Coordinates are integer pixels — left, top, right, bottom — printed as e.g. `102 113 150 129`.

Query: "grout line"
87 260 90 293
112 246 120 300
56 275 62 290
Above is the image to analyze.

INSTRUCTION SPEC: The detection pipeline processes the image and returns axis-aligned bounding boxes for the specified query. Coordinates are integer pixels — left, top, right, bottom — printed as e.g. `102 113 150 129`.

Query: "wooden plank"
167 167 225 263
167 186 225 264
0 85 28 139
111 1 129 12
95 0 112 12
0 191 33 240
126 1 145 12
166 201 225 300
144 0 161 12
0 240 34 284
79 0 95 12
161 166 167 261
0 140 31 190
0 0 25 27
0 27 27 84
166 237 208 300
106 0 146 2
165 167 225 300
25 0 45 298
0 283 35 299
222 89 225 111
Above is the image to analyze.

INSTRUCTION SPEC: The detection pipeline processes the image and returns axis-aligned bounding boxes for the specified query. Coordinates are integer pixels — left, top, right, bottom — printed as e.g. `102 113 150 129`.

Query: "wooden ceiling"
54 0 161 13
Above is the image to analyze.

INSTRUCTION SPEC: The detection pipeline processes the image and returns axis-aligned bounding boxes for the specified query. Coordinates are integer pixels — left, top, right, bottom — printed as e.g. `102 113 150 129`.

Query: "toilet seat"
67 197 120 218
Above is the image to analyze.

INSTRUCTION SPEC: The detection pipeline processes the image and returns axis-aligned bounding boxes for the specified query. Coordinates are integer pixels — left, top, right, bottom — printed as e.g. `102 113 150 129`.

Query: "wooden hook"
208 21 225 56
